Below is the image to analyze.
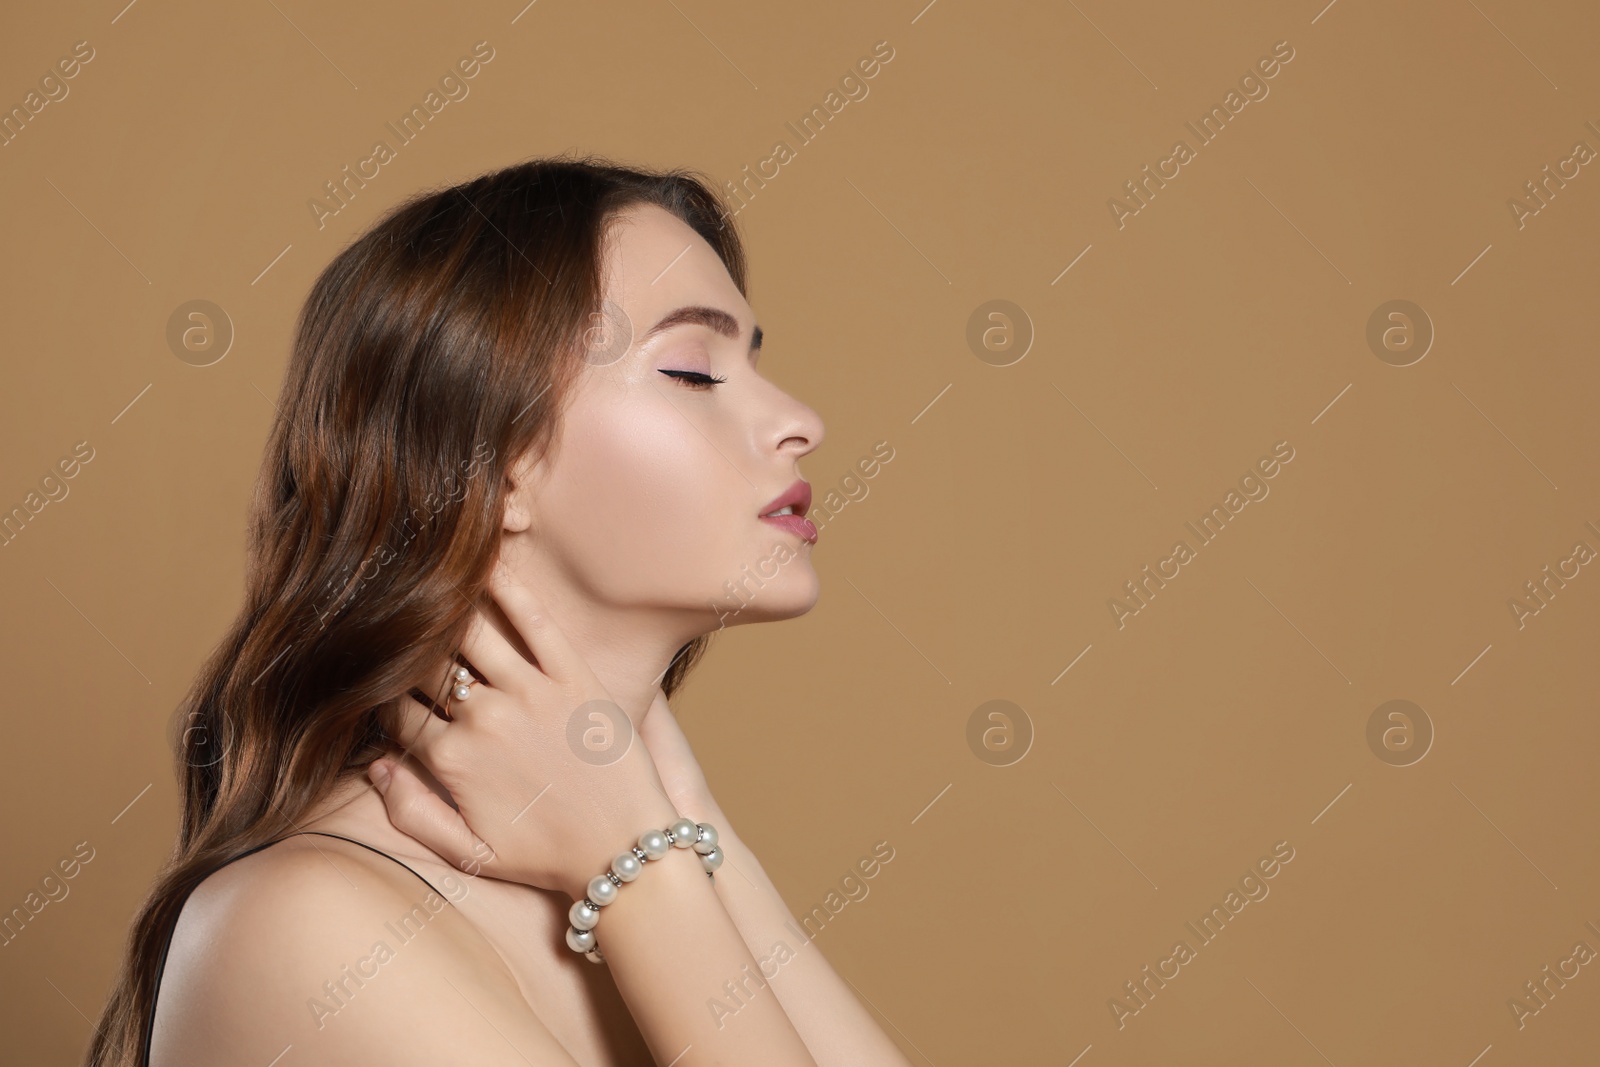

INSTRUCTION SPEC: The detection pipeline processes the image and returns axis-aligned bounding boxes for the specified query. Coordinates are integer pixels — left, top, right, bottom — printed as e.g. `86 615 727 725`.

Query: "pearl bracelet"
565 817 723 964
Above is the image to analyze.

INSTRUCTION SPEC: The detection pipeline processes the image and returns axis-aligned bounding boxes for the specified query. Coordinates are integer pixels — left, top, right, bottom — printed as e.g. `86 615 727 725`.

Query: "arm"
586 824 817 1065
687 813 913 1067
640 695 914 1067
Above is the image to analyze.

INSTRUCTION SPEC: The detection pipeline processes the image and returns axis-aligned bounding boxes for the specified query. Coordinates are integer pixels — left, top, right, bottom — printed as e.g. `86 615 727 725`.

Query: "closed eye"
658 369 728 389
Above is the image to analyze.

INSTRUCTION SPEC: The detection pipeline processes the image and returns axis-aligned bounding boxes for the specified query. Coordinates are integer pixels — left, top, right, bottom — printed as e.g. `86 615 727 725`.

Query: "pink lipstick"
758 478 817 544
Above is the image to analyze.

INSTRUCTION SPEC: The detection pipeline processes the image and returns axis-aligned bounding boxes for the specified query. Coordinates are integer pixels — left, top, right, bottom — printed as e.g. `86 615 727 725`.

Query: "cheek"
548 396 740 589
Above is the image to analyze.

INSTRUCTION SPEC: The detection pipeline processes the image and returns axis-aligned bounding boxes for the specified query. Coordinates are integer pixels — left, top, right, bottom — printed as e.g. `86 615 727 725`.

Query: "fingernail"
367 760 392 794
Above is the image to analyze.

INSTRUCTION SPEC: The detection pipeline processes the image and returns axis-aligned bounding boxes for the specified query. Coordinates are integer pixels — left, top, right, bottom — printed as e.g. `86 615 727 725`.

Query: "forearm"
678 801 912 1067
597 837 816 1066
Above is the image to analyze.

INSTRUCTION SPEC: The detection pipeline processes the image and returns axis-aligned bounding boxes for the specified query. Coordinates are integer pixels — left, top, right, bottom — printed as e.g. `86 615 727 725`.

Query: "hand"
375 560 679 900
369 676 729 898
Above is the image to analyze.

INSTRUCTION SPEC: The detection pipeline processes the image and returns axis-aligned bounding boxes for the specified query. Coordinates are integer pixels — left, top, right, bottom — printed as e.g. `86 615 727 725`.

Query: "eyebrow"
641 305 763 356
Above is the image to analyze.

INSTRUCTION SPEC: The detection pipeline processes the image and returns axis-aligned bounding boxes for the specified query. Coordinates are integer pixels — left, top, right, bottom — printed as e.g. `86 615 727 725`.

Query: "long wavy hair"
87 154 744 1066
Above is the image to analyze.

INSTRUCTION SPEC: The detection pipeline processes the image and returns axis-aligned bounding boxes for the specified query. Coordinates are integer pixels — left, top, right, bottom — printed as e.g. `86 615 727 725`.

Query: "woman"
89 155 912 1066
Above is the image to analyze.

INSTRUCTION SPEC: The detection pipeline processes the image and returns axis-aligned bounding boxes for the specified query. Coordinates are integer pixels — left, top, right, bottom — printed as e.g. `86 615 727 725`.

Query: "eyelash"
658 369 728 390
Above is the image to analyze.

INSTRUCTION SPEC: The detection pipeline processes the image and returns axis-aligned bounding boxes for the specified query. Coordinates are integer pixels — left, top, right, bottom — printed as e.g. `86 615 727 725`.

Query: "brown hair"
87 154 745 1066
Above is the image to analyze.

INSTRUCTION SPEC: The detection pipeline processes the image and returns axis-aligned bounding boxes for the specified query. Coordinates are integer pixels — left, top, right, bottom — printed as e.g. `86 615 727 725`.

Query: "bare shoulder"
149 834 575 1067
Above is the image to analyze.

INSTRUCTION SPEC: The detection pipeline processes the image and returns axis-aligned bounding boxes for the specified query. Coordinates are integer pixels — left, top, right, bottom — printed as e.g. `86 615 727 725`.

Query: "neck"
496 555 709 727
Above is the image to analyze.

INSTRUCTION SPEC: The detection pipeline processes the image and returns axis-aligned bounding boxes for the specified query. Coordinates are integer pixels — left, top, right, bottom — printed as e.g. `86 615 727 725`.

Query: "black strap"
141 830 455 1065
292 830 453 897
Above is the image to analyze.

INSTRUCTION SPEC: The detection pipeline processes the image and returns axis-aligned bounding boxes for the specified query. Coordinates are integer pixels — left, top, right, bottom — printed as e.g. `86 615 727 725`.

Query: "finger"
636 693 711 803
393 690 452 757
636 689 679 751
640 686 670 728
455 607 546 694
369 757 499 879
486 559 578 685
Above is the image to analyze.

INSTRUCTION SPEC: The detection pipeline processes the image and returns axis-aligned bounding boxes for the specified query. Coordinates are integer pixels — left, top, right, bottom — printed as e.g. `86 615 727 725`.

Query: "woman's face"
508 204 826 635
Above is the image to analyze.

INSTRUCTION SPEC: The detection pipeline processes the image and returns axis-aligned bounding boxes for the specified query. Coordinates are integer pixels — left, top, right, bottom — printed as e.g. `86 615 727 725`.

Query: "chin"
704 555 820 631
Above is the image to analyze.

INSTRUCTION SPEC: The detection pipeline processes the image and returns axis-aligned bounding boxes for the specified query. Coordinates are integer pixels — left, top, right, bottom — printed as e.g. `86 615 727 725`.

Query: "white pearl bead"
693 823 719 855
454 665 472 682
585 947 605 964
453 683 472 701
565 926 596 953
587 874 618 906
637 829 670 860
669 818 698 847
569 900 600 930
700 846 724 873
611 852 643 882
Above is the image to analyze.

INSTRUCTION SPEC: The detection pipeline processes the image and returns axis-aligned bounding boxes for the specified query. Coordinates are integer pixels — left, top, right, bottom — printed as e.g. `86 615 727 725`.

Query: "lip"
758 478 817 544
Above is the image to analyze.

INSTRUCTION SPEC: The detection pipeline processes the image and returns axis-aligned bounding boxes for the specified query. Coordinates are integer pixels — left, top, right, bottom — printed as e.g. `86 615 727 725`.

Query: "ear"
501 448 541 534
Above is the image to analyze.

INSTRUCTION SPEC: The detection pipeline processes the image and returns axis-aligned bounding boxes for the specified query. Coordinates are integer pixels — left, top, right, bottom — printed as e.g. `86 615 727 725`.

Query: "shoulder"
149 834 574 1066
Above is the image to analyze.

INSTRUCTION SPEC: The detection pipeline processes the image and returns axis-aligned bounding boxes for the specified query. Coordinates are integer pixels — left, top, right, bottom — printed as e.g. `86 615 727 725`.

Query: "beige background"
3 0 1599 1063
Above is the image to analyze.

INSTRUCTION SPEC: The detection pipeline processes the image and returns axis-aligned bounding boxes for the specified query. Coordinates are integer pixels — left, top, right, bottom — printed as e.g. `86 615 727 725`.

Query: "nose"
768 387 824 460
